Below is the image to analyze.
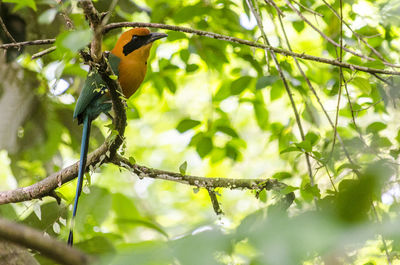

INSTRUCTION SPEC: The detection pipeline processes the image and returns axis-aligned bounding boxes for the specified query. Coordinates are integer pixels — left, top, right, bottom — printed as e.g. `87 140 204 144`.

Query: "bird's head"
111 28 167 58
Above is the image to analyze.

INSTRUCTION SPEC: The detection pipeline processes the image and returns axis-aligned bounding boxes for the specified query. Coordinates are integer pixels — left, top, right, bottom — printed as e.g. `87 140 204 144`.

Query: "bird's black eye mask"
122 34 151 56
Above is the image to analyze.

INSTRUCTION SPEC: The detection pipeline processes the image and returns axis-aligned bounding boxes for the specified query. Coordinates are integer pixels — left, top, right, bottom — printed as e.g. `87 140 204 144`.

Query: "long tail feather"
68 115 92 246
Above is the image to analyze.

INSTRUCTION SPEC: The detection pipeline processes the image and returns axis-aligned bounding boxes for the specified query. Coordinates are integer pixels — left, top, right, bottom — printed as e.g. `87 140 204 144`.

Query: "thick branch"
97 53 127 157
103 22 400 76
0 240 39 265
0 143 109 204
80 0 102 62
0 218 90 265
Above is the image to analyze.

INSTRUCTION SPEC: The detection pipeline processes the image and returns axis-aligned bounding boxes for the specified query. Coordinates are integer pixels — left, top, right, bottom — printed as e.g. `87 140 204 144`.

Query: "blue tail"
68 114 92 246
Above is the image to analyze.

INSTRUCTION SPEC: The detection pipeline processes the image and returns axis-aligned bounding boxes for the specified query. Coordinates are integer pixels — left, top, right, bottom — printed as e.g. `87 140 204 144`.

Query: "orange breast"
111 41 152 99
118 58 147 98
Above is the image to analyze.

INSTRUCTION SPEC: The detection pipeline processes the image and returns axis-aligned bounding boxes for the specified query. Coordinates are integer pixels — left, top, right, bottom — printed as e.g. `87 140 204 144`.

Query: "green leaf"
305 132 320 146
214 84 231 102
112 193 140 220
216 125 239 138
3 0 36 11
176 119 201 133
351 77 371 94
295 140 312 152
256 76 276 90
258 189 267 202
253 101 269 130
189 132 204 146
301 182 320 202
280 185 299 195
374 136 392 148
366 122 387 134
293 20 305 32
180 49 190 63
179 161 187 175
231 76 252 95
272 172 292 180
76 186 112 233
225 144 239 160
167 31 187 41
116 218 169 238
76 236 115 255
196 136 213 158
280 146 301 154
109 74 118 80
396 129 400 143
38 9 57 24
364 60 385 69
164 76 177 93
337 163 361 173
60 29 92 52
129 156 136 165
270 82 284 101
186 64 199 73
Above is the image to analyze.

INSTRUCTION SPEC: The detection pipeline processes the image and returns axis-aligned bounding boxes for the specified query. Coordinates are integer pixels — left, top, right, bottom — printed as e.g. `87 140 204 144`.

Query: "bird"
68 28 167 246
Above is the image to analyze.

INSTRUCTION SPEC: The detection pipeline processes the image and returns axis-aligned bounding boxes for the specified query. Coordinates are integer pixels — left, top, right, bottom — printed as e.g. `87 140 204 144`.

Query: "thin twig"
264 0 285 17
276 4 358 185
103 22 400 76
31 46 56 59
0 16 17 44
372 73 392 86
325 166 337 192
100 0 119 26
322 0 389 64
371 202 392 265
292 0 324 17
248 0 314 185
56 0 75 30
284 0 400 68
0 39 55 49
353 99 383 113
330 0 344 162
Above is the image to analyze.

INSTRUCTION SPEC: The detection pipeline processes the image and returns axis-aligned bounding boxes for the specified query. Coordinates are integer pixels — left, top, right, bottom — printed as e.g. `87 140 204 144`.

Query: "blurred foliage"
1 0 400 264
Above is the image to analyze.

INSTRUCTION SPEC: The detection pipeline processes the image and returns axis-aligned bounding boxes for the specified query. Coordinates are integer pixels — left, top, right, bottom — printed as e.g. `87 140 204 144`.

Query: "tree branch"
80 0 102 62
31 46 56 60
0 218 91 265
0 22 398 76
284 0 400 68
0 39 55 49
0 15 17 44
0 240 39 265
103 22 400 76
0 143 109 204
112 155 286 191
0 152 288 205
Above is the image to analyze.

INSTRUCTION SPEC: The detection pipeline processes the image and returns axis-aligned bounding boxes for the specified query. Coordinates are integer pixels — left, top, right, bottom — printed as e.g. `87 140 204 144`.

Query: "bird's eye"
131 35 138 41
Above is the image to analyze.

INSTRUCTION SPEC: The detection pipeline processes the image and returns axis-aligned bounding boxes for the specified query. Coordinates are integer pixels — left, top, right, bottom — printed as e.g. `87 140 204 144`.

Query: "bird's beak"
147 32 168 44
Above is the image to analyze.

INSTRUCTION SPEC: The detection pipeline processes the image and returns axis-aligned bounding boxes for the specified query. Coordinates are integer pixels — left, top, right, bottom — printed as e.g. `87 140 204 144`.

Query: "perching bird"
68 28 167 246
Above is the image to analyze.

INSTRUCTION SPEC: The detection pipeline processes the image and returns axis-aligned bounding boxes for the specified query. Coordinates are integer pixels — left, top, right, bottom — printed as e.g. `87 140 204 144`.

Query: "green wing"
73 53 121 121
